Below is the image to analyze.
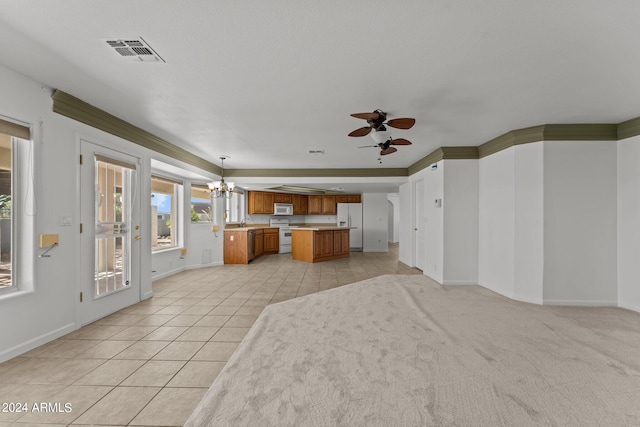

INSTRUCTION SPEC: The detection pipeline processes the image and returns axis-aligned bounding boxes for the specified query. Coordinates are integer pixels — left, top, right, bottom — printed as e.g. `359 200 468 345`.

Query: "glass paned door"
94 157 133 297
79 141 141 326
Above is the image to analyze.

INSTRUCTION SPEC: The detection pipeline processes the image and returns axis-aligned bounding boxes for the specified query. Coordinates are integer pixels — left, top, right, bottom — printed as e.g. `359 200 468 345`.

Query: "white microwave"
273 203 293 216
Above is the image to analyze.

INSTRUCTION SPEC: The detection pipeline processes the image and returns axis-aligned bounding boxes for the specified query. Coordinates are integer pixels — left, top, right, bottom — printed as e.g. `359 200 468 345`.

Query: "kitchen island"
291 227 352 263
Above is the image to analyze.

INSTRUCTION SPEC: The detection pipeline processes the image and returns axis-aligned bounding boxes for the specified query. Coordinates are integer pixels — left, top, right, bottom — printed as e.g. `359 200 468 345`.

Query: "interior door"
79 140 141 326
413 179 426 271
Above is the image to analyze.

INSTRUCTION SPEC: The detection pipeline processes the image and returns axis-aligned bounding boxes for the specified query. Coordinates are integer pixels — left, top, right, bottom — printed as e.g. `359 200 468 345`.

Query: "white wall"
422 162 444 282
0 65 220 362
478 148 516 298
618 135 640 312
362 193 388 252
398 182 412 265
442 159 479 285
543 141 618 305
513 143 544 303
476 140 618 305
387 194 400 243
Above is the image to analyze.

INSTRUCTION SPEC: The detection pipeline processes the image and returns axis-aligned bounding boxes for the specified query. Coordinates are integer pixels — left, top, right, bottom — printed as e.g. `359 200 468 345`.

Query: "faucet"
240 217 247 227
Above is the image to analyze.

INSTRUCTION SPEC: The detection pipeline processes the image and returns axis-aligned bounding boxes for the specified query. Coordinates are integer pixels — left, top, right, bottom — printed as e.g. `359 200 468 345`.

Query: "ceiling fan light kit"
349 109 415 157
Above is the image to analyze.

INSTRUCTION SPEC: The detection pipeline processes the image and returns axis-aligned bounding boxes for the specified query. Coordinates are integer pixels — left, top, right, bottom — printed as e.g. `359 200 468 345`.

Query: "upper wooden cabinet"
308 195 322 214
322 195 336 214
263 192 274 213
274 193 292 203
335 194 361 203
249 191 359 215
292 194 308 215
248 191 275 214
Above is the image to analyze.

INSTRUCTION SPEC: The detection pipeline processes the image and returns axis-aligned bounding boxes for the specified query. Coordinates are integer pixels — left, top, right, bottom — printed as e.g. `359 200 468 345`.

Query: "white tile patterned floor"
0 244 419 426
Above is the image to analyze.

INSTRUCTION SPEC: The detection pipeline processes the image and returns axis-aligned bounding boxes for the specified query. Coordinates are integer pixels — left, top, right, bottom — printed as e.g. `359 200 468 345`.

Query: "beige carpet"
186 274 640 426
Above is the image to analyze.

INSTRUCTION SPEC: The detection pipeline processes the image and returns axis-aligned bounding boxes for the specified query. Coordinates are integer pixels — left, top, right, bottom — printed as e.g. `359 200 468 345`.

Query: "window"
190 184 212 222
0 133 13 290
0 117 32 294
225 191 245 223
151 175 182 250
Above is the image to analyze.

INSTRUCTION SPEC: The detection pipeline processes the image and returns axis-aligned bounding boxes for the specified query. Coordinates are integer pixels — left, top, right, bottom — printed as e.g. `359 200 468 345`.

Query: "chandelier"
208 156 235 199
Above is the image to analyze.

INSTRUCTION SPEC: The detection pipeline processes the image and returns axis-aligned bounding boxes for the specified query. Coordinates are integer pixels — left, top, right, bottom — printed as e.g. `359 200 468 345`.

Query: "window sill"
152 247 182 255
0 287 35 302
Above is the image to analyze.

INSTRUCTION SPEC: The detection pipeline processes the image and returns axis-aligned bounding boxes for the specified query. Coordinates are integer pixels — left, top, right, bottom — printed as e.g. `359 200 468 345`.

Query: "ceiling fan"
359 137 412 156
348 109 415 137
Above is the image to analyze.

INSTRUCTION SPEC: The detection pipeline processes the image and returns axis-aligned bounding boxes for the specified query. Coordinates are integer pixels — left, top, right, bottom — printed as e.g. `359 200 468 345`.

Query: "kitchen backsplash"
245 214 337 225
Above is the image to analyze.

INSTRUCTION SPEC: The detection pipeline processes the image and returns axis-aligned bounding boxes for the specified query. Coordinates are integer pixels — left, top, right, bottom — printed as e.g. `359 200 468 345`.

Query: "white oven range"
269 218 298 254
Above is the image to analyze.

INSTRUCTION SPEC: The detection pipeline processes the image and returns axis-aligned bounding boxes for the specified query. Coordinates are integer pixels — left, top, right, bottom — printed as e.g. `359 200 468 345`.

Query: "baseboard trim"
477 282 514 300
442 280 477 286
618 301 640 313
543 299 618 307
185 261 224 270
0 322 76 363
152 262 225 282
513 294 543 305
152 267 185 281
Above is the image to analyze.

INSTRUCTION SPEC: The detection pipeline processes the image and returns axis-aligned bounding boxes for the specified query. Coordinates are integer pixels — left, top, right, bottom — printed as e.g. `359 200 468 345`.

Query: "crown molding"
225 168 408 178
51 90 640 179
618 116 640 140
51 90 222 175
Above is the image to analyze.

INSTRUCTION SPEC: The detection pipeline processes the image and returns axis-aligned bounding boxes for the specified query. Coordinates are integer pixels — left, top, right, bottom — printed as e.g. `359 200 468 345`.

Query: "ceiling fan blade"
351 112 381 120
390 138 412 146
386 118 416 130
348 127 372 137
380 147 398 156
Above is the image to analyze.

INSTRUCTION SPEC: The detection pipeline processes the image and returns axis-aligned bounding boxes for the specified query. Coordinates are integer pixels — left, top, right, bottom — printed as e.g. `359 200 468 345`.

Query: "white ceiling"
1 1 639 181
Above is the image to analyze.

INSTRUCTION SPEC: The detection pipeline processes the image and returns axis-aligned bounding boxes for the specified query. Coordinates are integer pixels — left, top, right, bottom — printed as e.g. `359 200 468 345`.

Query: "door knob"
135 235 141 241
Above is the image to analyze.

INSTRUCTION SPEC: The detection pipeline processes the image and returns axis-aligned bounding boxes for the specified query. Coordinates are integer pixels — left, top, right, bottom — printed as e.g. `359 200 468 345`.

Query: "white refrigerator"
336 203 363 251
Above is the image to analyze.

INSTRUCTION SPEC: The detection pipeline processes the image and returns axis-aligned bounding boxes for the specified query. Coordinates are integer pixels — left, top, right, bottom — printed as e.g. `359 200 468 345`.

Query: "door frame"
412 179 425 271
76 138 143 327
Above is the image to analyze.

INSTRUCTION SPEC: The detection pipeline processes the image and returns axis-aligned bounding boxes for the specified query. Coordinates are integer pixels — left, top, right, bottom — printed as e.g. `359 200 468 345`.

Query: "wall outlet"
39 234 59 248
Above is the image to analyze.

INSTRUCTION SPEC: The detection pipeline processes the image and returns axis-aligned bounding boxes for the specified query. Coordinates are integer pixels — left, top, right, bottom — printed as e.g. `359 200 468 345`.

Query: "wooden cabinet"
255 229 264 257
224 230 250 264
308 195 322 214
306 195 340 215
248 191 275 214
247 191 263 214
314 231 334 258
263 192 274 214
224 228 276 264
263 228 279 254
274 193 292 203
336 194 361 203
333 229 350 255
322 195 336 214
292 229 350 263
251 191 359 215
292 194 308 215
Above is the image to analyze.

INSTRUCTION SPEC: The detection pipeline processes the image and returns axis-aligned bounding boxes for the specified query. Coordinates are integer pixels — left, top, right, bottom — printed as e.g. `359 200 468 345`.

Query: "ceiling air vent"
101 37 165 63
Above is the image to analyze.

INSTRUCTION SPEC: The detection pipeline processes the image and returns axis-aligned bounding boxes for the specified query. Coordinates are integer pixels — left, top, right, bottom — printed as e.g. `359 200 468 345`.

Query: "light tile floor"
0 244 419 426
